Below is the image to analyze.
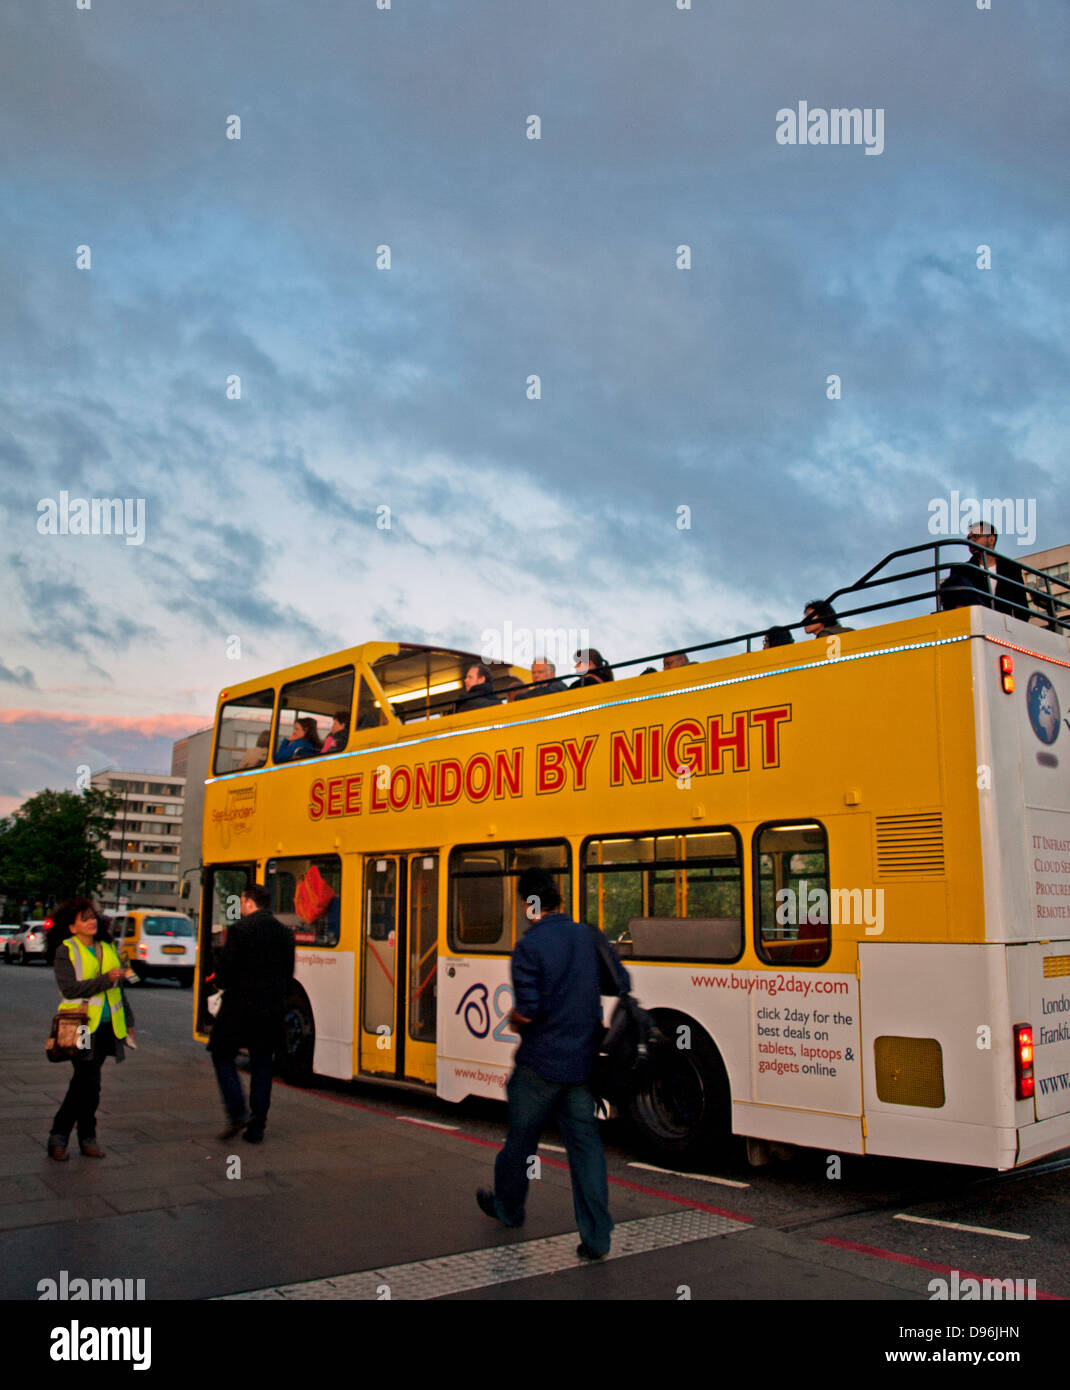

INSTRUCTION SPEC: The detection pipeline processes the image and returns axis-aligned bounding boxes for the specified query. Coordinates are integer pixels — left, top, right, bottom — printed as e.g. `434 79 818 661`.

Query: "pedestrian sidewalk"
1 1032 699 1300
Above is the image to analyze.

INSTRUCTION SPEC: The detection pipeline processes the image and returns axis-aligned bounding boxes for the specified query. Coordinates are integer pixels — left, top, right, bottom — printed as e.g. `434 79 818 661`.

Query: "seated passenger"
455 663 501 711
276 716 322 762
802 600 853 638
663 652 692 670
513 657 569 701
237 730 270 769
320 710 350 755
763 626 794 649
573 648 614 687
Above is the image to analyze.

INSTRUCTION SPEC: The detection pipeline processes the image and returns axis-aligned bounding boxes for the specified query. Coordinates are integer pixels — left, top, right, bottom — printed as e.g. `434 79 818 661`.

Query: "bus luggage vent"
1043 955 1070 978
874 813 945 877
874 1036 946 1108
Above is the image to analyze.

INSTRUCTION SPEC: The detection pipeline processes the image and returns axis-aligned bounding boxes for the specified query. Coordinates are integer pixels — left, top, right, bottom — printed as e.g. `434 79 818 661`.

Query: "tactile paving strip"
221 1209 749 1300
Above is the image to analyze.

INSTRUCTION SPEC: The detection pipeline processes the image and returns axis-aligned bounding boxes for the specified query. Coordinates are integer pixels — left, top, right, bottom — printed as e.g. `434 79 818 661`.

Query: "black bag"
587 927 663 1110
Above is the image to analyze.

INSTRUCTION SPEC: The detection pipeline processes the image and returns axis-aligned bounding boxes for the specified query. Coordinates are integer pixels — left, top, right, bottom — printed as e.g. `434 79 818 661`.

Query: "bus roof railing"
557 541 1070 687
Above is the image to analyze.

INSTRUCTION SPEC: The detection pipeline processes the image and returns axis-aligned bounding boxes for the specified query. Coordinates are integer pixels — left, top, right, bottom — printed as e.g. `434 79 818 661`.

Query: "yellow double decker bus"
195 544 1070 1169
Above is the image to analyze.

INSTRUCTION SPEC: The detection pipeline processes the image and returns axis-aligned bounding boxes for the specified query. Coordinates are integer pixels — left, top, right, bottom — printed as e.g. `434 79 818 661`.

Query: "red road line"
280 1081 750 1221
820 1237 1064 1300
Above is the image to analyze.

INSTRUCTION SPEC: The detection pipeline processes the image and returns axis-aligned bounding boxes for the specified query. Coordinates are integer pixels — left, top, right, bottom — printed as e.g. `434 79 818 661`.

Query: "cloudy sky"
1 0 1067 814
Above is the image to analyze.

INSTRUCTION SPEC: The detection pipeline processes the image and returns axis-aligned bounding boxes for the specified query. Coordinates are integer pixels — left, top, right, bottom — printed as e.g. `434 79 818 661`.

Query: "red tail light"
1014 1024 1034 1099
1000 654 1015 694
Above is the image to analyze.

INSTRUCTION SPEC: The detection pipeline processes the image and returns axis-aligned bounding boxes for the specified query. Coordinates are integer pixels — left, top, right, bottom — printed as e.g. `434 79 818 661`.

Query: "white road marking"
628 1162 750 1189
538 1143 567 1153
398 1117 460 1131
894 1214 1030 1241
220 1210 751 1300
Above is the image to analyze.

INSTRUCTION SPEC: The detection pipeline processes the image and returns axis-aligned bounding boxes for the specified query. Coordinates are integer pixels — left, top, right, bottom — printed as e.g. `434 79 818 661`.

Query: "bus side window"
582 830 742 962
264 856 342 948
213 689 274 775
755 822 830 965
277 666 356 763
450 852 507 947
448 842 571 953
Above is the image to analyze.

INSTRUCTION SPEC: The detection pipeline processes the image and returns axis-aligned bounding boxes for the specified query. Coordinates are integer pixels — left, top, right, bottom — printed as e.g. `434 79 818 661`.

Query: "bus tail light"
1000 655 1015 693
1014 1024 1034 1099
138 944 149 960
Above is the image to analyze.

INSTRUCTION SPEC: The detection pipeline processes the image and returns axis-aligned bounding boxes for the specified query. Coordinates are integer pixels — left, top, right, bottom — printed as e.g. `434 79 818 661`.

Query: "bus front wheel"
281 988 315 1085
622 1014 731 1166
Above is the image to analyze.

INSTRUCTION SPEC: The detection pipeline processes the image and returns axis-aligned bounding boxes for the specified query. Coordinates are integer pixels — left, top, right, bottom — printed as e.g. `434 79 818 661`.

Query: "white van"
116 910 197 987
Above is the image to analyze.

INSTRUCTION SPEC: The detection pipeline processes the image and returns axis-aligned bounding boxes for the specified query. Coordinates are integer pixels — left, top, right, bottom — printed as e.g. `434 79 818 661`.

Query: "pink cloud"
0 710 212 738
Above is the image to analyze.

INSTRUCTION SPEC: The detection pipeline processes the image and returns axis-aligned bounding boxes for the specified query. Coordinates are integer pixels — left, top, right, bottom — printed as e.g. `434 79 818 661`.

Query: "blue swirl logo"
456 982 491 1038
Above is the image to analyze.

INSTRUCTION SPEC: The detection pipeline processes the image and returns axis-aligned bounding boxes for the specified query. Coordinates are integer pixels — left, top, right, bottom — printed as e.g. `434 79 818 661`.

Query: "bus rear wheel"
281 989 315 1085
623 1016 731 1166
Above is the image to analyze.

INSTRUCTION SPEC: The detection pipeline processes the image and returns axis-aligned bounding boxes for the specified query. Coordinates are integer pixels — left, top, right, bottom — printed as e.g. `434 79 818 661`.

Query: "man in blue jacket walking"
477 867 629 1260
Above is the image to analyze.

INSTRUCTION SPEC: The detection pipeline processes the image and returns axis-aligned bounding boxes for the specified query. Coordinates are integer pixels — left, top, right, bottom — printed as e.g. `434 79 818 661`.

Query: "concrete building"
91 770 186 912
171 727 213 923
1020 543 1069 626
1021 542 1070 593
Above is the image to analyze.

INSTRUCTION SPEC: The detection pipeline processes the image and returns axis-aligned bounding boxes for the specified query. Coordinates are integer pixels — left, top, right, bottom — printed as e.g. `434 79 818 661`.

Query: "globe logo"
1027 672 1060 745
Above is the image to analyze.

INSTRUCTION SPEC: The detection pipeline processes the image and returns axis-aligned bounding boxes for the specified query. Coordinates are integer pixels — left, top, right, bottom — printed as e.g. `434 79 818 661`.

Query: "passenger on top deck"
237 730 271 769
763 626 795 649
276 717 322 762
937 522 1045 623
802 600 853 638
320 711 350 755
455 663 501 711
573 649 614 687
513 658 569 701
663 652 692 670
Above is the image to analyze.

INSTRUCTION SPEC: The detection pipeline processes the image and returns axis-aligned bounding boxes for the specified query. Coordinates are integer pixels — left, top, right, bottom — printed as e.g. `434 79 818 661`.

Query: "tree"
0 787 122 908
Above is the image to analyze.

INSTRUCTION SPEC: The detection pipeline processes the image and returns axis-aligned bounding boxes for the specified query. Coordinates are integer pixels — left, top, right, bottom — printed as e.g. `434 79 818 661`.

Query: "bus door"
404 855 439 1086
360 857 404 1077
358 854 440 1084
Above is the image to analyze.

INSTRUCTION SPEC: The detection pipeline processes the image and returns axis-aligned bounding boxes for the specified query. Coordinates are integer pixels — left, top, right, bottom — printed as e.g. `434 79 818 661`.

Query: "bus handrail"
588 540 1068 682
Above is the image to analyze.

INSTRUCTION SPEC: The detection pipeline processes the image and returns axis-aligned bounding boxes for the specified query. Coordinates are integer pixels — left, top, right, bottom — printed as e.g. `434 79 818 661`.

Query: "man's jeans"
493 1063 613 1254
212 1047 274 1132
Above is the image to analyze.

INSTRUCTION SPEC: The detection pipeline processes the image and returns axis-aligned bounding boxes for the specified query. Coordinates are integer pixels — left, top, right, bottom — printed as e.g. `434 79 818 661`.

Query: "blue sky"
1 0 1067 812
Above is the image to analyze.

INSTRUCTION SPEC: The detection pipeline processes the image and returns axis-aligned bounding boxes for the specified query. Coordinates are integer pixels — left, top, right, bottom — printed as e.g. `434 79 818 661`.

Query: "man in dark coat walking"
476 867 629 1260
209 884 295 1143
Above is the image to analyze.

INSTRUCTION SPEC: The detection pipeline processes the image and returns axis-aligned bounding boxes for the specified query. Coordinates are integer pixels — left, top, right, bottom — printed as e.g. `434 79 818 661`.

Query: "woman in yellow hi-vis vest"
47 899 135 1161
